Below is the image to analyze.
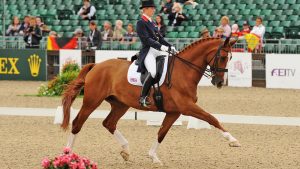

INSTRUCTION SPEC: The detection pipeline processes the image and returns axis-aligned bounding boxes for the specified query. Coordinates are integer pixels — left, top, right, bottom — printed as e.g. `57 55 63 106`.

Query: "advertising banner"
228 53 252 87
59 50 82 73
95 50 138 63
0 49 46 81
266 54 300 89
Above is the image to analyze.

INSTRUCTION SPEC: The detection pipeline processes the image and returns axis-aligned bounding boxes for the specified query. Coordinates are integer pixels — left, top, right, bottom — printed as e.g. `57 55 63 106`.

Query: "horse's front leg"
149 113 181 165
182 103 241 147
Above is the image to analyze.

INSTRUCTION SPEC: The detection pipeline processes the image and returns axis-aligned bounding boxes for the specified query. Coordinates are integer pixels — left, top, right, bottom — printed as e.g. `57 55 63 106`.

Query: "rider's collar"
142 14 152 22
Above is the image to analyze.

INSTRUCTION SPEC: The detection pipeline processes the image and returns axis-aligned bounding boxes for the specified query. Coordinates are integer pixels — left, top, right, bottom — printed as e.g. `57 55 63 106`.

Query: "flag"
244 33 260 51
47 37 78 50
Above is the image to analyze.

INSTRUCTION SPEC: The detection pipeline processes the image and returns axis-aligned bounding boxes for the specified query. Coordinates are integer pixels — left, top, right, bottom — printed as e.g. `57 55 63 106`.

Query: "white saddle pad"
127 56 169 87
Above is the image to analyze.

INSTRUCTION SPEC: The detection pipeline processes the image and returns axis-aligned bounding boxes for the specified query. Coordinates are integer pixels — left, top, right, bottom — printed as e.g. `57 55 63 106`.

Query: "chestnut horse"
61 37 240 164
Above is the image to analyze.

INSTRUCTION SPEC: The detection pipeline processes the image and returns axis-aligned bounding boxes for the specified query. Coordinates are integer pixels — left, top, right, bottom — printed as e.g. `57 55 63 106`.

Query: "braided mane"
178 37 222 54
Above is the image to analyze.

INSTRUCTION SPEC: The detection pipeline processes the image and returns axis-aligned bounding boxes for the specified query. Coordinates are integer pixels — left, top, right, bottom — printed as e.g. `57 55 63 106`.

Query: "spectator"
113 20 126 41
6 16 21 36
213 27 224 38
74 28 88 49
87 21 102 50
231 24 241 38
219 16 231 38
49 31 58 38
155 15 167 37
250 17 265 52
121 24 137 45
240 21 251 36
200 28 210 39
19 16 30 35
24 17 42 49
160 0 173 14
168 3 188 26
36 17 50 36
74 28 84 38
77 0 96 21
101 21 113 41
184 0 198 8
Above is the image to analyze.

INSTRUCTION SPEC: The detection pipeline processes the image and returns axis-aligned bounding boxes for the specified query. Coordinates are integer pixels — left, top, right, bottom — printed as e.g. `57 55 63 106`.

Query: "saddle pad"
127 56 169 87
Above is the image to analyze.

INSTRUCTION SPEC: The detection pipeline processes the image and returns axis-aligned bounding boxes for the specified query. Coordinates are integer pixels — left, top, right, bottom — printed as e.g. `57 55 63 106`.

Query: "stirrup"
139 97 151 108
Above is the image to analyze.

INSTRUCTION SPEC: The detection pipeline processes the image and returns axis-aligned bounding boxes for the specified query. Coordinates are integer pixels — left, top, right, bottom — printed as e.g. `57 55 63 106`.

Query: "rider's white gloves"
160 45 169 52
171 46 179 54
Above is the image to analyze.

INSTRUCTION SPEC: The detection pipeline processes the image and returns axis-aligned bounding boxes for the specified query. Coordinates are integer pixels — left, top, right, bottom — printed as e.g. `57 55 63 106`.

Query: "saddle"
131 53 166 112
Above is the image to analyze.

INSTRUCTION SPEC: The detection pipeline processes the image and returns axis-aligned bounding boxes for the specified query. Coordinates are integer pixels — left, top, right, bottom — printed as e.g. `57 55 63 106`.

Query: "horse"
61 37 240 164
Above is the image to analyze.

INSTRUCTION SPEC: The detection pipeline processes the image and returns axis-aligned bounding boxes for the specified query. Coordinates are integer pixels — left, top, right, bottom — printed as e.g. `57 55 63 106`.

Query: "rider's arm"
159 34 171 47
136 20 162 50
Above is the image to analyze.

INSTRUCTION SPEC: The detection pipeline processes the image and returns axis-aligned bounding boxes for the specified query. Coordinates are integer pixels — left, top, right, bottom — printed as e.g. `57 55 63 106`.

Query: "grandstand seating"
0 0 299 39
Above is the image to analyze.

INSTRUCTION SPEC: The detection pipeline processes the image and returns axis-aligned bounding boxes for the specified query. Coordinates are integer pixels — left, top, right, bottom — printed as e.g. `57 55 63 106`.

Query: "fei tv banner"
0 49 46 81
228 53 252 87
266 54 300 89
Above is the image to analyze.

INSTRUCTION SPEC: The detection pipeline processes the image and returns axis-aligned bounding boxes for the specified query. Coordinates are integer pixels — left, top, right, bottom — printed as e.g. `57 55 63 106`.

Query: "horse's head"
207 37 237 88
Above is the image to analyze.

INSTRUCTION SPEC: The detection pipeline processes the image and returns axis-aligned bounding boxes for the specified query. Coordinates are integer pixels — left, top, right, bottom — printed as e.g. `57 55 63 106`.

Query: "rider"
137 0 178 107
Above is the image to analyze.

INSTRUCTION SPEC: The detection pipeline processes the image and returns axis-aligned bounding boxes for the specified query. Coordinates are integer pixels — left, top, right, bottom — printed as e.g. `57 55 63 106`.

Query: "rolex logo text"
0 58 20 74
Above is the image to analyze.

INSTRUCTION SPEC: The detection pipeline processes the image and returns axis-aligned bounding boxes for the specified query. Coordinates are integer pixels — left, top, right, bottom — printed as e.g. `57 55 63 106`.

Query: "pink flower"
63 147 71 154
61 156 71 164
41 158 50 168
91 162 98 169
69 162 78 169
71 153 79 161
53 160 60 167
82 157 90 166
78 160 86 169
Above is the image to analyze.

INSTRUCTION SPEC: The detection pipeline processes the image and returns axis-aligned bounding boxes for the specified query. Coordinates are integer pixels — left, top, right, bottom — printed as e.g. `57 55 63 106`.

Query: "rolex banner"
0 49 46 81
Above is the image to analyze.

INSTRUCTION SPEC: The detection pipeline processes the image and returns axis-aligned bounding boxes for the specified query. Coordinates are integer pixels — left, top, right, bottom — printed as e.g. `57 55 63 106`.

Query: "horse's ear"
223 37 230 47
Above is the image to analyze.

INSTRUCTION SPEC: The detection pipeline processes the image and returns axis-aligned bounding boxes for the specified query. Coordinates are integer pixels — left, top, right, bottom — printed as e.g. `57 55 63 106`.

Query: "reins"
166 41 231 89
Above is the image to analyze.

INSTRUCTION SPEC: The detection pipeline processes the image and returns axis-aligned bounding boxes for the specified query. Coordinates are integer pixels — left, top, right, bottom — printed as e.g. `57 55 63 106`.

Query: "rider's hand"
171 46 179 54
160 45 169 52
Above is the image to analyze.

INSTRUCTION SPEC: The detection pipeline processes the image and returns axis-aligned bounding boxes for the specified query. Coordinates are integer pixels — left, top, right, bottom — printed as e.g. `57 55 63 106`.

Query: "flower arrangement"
42 147 98 169
38 61 81 96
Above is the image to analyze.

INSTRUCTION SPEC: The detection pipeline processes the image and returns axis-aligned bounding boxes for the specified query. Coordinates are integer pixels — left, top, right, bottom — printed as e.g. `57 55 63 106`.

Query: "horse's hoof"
229 141 241 147
120 150 130 161
149 154 163 165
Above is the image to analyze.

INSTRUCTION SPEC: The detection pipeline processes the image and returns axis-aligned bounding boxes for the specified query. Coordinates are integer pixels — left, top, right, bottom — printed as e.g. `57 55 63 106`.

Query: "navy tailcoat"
136 15 171 73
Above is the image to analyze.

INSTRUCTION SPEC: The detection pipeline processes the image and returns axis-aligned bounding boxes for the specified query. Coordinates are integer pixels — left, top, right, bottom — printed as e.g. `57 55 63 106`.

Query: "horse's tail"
61 63 95 130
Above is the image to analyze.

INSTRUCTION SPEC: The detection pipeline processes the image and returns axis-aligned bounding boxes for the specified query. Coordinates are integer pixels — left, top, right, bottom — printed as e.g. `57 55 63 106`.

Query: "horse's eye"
220 57 227 62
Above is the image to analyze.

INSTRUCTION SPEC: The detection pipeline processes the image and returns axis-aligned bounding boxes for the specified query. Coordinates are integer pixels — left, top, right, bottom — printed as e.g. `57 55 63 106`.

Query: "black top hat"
140 0 156 9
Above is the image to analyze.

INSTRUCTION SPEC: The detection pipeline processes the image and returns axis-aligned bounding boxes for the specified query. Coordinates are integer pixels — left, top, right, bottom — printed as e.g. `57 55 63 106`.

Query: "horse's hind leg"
183 103 241 147
66 90 105 149
103 97 130 161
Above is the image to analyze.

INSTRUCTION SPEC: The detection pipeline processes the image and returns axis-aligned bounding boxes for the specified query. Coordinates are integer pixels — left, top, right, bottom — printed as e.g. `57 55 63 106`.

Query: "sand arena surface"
0 116 299 169
0 81 300 169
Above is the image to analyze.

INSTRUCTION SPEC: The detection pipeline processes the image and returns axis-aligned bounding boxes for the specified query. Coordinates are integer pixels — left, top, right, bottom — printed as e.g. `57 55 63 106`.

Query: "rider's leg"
139 50 157 107
144 50 157 78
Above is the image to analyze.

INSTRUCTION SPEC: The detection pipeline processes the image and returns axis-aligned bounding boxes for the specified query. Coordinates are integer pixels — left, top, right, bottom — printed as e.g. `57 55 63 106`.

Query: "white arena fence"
55 49 300 89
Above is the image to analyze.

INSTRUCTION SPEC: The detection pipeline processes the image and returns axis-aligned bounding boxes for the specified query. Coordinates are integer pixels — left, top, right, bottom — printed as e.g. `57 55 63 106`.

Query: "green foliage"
38 62 80 96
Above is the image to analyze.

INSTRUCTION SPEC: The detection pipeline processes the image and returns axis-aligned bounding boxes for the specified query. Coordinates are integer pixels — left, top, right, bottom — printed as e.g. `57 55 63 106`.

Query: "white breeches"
144 47 164 78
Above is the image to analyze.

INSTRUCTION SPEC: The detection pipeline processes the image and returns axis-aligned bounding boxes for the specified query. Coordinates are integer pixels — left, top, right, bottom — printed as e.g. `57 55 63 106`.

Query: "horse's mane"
178 37 222 55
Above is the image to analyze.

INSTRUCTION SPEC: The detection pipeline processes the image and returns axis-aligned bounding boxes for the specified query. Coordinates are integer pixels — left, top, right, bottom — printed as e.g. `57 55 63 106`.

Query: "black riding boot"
139 73 154 107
